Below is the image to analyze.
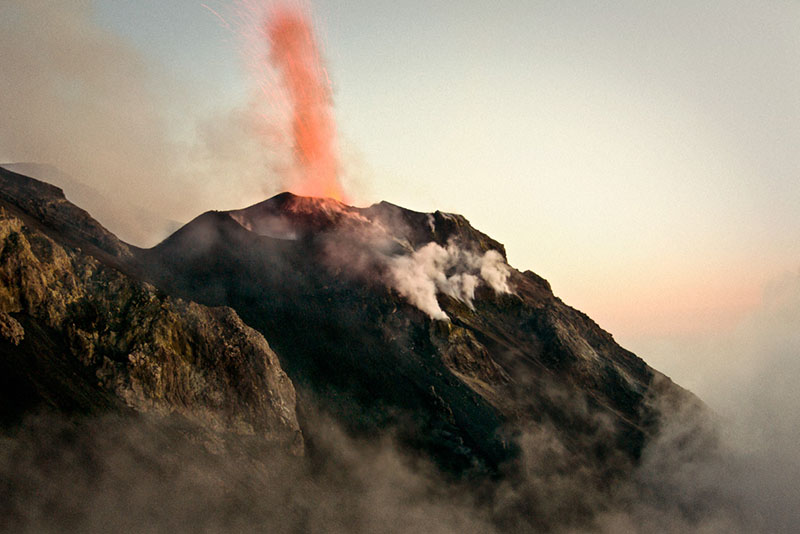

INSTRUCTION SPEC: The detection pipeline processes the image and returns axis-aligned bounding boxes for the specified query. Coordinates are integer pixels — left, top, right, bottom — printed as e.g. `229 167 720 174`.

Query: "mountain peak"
245 191 350 214
220 192 508 265
227 191 366 240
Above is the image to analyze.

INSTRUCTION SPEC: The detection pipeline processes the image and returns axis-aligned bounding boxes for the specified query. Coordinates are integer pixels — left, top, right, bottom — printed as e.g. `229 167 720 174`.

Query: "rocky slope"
0 167 301 451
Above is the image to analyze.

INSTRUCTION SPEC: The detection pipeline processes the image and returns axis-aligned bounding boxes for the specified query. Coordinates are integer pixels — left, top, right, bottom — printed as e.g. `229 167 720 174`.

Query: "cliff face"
0 168 301 451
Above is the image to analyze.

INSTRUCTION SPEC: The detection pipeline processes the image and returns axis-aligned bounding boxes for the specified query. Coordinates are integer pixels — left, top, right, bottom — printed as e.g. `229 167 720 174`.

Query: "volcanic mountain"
0 166 708 531
139 191 695 477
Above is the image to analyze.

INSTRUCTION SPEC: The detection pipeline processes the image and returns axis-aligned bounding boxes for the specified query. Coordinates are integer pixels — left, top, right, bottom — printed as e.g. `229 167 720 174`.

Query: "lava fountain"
262 2 346 201
212 1 347 200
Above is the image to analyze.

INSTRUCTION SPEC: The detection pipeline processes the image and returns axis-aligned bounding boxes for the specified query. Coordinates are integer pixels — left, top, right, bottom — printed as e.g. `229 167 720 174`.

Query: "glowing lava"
212 1 347 200
263 3 345 201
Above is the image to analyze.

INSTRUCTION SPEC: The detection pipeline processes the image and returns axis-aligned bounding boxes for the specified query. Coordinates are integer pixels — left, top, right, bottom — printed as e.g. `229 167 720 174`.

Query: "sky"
1 0 798 390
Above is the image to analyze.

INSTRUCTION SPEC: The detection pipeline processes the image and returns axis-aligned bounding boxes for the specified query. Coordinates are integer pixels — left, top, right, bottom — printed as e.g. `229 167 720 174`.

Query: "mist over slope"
0 166 785 532
0 163 182 247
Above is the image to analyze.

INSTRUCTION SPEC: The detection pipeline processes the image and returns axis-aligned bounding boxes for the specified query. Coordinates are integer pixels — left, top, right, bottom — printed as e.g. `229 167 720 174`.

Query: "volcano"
139 191 695 478
0 166 708 531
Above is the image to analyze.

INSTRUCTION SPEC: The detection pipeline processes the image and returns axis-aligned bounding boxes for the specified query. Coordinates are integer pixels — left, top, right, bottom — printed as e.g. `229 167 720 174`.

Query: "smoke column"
263 3 346 201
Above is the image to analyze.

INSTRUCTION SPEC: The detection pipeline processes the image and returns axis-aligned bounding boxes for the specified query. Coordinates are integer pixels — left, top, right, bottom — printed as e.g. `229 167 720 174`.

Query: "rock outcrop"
0 167 301 452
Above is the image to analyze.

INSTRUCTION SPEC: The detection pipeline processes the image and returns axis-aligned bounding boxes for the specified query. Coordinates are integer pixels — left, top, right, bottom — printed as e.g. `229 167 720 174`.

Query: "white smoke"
479 250 512 294
388 241 512 320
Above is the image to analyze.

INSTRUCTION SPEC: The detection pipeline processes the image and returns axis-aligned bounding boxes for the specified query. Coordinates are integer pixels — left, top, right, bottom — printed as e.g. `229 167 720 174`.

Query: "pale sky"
2 0 799 368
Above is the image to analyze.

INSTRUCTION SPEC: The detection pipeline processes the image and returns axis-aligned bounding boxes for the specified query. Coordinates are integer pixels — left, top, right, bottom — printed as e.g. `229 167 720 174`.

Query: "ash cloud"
293 203 513 321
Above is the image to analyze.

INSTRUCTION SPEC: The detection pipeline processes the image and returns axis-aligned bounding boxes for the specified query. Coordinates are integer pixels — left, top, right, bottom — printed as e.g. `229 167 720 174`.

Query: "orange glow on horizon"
573 275 765 342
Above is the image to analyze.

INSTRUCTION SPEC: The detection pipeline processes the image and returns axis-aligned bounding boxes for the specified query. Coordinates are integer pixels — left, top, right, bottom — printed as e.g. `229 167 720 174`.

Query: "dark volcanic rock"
0 173 301 452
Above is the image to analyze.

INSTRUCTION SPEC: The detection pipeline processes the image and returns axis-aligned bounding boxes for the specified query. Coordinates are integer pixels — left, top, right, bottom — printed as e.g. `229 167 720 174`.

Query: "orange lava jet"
264 3 345 201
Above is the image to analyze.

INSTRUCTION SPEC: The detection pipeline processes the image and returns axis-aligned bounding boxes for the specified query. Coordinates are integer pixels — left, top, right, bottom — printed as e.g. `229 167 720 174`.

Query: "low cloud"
0 410 496 534
614 268 800 533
